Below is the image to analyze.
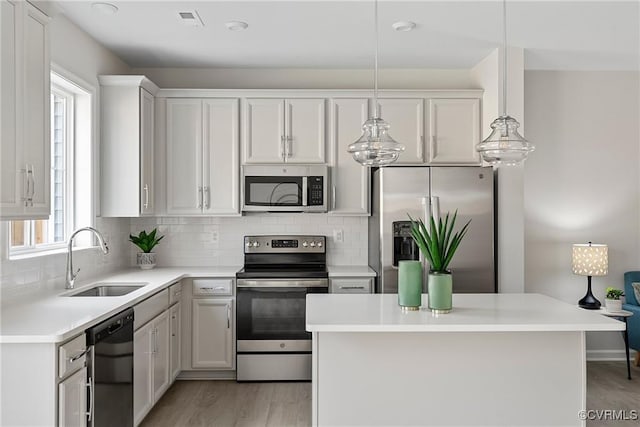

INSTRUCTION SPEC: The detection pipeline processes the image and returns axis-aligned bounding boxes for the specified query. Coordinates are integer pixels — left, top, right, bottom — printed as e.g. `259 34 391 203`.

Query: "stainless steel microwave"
242 165 328 212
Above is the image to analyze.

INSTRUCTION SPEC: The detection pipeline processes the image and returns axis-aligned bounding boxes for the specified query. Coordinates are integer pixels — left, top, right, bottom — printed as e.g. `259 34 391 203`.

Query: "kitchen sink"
68 282 148 297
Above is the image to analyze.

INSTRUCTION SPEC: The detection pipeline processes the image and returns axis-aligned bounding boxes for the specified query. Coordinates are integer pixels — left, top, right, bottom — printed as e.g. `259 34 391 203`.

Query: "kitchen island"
306 293 624 427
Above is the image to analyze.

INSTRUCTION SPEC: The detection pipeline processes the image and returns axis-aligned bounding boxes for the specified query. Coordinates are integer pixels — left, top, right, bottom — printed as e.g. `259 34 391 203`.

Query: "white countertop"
0 267 240 344
326 265 376 277
306 293 626 333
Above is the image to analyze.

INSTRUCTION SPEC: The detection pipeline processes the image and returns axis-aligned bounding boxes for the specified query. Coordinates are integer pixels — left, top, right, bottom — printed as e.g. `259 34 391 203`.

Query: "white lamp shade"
572 244 608 276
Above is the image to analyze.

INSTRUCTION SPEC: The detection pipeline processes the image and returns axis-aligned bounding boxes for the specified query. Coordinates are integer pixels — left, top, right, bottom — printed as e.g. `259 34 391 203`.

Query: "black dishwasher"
86 308 134 427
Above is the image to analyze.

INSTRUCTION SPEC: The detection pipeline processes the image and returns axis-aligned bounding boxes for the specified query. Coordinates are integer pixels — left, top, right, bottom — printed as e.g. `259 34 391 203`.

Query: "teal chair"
622 271 640 365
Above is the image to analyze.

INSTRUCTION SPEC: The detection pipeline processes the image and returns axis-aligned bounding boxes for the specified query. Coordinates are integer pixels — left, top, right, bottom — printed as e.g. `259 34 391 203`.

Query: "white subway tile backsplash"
1 213 368 302
129 214 368 268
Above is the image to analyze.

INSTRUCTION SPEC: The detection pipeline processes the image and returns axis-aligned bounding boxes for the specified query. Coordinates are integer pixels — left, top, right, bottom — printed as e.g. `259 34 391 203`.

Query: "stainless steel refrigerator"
369 166 495 294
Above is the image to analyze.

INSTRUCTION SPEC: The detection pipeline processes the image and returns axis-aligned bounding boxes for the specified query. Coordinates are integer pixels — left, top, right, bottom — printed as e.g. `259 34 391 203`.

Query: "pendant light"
476 0 534 165
347 0 404 166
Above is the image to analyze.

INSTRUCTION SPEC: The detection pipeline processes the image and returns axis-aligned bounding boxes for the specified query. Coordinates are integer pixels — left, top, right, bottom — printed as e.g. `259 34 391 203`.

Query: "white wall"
130 215 367 267
0 13 131 302
132 67 476 90
524 71 640 357
471 47 527 293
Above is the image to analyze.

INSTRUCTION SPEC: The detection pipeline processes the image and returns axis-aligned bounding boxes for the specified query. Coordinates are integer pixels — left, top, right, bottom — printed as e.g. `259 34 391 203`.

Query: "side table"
598 308 633 380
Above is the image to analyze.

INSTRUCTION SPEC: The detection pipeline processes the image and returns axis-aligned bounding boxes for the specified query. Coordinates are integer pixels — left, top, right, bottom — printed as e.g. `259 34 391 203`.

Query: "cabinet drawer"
135 289 169 330
169 282 182 305
193 279 233 296
58 334 87 378
330 278 373 294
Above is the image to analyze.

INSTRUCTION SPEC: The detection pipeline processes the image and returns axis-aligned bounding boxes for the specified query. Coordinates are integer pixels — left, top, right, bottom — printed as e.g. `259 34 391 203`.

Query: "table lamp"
572 242 608 309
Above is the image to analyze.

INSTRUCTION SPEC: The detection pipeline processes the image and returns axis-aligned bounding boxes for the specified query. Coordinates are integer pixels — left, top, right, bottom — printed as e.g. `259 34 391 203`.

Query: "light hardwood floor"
141 362 639 427
140 381 311 427
586 361 640 426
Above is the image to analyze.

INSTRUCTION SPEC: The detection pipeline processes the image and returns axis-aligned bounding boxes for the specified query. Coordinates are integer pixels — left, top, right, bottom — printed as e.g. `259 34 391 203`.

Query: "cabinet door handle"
197 187 203 209
23 165 34 206
287 136 293 158
152 328 157 355
68 348 90 363
86 375 94 422
226 304 231 329
203 186 210 209
339 286 366 290
332 185 336 211
29 164 35 205
143 184 150 209
430 135 436 160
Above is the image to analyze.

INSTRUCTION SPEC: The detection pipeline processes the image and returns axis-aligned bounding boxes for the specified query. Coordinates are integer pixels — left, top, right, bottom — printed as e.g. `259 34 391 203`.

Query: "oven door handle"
237 279 328 288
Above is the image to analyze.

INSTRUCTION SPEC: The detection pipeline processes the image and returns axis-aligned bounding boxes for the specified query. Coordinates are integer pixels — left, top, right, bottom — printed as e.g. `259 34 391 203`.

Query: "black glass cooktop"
236 266 328 279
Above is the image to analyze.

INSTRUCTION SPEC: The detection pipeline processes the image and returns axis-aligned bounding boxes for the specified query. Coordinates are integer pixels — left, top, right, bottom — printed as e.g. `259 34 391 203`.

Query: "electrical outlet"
212 231 219 242
333 229 344 243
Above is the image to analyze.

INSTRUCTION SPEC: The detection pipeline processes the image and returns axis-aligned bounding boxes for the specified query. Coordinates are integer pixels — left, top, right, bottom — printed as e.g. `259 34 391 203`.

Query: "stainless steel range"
236 235 328 381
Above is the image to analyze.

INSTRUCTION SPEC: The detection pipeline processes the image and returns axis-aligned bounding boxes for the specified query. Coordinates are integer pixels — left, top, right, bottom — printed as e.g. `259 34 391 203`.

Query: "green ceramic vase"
428 271 452 314
398 261 423 310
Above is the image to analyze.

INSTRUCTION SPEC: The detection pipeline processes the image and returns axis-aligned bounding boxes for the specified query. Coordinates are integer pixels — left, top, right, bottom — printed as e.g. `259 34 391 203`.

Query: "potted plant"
604 287 624 313
129 228 164 270
409 211 470 314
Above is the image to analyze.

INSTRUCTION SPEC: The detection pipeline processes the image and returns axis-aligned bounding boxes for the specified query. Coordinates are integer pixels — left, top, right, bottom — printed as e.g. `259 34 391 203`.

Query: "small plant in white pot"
604 287 624 313
129 229 164 270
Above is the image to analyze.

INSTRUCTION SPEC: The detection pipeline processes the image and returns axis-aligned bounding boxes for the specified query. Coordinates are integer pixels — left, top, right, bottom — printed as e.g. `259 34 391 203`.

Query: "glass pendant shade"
476 0 535 166
476 115 534 166
348 117 405 166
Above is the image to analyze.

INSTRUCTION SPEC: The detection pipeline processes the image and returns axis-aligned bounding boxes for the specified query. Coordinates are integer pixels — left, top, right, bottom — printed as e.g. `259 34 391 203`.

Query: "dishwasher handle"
87 308 134 345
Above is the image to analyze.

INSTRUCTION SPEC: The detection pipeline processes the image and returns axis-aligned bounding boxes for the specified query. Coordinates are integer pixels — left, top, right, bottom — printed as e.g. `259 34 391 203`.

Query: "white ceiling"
54 1 640 70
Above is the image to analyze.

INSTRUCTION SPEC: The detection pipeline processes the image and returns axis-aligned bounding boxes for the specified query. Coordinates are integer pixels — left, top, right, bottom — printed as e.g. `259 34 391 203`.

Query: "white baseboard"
177 370 236 380
587 349 637 361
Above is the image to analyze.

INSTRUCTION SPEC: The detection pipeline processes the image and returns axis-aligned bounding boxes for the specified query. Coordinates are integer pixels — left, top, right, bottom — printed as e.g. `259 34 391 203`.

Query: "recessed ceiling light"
225 21 248 31
392 21 416 32
91 2 118 15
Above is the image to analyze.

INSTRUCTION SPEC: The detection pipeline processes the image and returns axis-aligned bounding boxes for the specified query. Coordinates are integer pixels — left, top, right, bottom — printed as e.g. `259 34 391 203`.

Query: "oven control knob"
310 242 316 248
302 241 309 247
252 241 260 248
317 241 323 248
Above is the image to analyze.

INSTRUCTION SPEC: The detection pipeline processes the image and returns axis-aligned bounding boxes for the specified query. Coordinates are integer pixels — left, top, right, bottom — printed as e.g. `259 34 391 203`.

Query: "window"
9 70 93 256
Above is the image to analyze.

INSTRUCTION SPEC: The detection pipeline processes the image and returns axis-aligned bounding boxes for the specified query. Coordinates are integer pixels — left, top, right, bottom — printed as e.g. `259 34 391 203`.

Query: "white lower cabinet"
330 277 374 294
134 310 169 426
58 363 87 427
169 301 181 381
192 298 234 369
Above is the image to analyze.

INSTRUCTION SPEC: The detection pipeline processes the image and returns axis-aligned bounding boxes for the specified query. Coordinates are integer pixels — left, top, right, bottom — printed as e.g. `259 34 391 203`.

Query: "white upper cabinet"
329 98 370 215
165 98 201 215
166 98 240 216
377 98 424 164
243 98 325 164
427 98 481 165
0 0 50 219
99 75 159 217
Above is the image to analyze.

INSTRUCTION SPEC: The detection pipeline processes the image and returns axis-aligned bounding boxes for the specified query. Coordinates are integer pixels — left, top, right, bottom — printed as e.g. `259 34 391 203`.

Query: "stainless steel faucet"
65 227 109 289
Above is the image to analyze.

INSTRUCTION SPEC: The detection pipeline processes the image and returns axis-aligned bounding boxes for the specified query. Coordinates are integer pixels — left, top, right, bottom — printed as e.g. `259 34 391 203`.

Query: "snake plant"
409 211 471 273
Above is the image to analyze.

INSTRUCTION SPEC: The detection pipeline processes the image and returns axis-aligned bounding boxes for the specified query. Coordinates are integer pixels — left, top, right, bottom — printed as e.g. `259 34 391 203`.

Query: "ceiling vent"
178 11 204 27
